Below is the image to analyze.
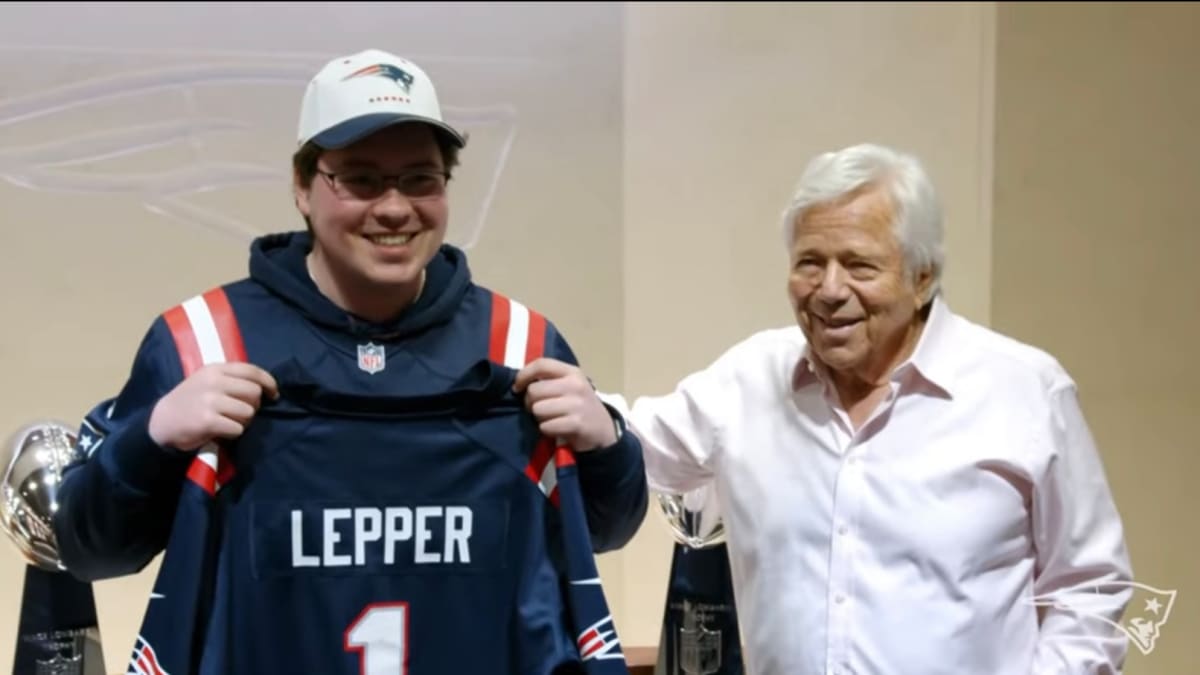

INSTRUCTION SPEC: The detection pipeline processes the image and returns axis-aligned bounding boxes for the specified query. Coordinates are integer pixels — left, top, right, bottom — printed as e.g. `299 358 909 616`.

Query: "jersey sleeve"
53 315 193 581
543 322 649 554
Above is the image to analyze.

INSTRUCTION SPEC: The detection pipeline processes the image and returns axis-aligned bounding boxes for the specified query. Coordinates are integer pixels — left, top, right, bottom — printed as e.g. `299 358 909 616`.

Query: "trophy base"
13 565 107 675
655 543 743 675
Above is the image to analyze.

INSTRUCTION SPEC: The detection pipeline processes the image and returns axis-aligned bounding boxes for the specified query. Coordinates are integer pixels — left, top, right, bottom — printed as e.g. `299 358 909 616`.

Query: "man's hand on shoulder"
513 358 619 452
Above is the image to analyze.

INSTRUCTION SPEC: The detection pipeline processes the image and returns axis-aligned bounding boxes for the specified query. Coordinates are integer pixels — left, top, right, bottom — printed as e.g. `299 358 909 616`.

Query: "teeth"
368 234 412 246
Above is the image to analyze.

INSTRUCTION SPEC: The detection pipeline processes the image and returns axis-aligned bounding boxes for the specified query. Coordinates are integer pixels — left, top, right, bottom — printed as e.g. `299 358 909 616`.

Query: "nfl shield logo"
357 343 386 374
678 625 722 675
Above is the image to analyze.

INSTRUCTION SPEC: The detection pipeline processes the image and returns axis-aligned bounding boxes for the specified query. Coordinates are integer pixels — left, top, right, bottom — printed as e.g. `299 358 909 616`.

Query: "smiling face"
786 184 934 387
294 122 449 320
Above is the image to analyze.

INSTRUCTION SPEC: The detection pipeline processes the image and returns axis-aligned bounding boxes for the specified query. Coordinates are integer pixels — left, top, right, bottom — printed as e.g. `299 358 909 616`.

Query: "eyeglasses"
317 167 450 202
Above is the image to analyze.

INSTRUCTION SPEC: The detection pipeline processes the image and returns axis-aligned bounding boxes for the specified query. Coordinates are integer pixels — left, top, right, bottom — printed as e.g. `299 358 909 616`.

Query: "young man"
52 48 644 673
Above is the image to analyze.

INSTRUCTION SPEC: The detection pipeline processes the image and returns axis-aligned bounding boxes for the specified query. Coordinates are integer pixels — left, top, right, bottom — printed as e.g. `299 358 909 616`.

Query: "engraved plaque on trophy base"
656 543 743 675
13 564 106 675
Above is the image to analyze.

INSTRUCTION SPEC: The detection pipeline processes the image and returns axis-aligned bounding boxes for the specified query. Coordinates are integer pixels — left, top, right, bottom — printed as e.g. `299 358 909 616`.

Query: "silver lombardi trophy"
2 420 106 675
655 484 743 675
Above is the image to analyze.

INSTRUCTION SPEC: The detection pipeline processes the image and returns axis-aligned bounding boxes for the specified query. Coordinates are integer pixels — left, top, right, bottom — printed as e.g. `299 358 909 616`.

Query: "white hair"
780 143 945 300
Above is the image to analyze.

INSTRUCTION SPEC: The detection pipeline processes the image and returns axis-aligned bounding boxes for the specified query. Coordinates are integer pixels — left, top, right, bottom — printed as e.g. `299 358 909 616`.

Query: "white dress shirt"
608 297 1133 675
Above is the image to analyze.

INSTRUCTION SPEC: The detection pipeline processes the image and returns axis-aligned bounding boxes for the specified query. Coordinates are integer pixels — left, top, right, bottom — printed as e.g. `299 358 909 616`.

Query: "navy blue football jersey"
127 357 626 675
114 285 628 675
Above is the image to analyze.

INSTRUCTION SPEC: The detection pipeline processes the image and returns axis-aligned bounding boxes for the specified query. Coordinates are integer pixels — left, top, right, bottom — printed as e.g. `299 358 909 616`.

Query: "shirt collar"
791 294 959 398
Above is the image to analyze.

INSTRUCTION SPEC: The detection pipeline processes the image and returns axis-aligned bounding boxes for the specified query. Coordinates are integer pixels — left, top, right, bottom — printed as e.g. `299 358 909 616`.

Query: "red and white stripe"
522 438 577 508
489 293 577 506
576 614 621 660
162 288 246 497
128 635 169 675
488 293 546 368
523 438 559 506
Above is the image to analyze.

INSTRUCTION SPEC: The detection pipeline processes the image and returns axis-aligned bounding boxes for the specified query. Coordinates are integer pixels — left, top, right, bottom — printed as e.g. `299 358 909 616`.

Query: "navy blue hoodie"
53 231 648 582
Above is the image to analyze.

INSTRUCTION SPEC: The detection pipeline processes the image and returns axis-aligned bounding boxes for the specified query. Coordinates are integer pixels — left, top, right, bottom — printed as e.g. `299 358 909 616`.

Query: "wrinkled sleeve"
599 346 737 497
1030 383 1134 674
53 316 192 581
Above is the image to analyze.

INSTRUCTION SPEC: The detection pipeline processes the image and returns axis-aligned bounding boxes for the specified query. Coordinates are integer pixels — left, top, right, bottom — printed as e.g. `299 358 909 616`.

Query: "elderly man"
517 142 1134 674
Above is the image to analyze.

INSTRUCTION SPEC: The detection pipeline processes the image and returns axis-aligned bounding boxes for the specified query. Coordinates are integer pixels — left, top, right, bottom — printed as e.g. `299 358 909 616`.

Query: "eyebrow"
331 159 443 172
793 244 887 260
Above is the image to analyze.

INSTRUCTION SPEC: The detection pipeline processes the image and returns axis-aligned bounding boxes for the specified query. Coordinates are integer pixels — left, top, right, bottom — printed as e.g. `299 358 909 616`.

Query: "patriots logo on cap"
342 63 415 93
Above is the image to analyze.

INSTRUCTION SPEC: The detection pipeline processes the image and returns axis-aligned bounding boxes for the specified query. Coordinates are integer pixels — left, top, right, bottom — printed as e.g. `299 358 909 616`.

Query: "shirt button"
838 525 849 536
847 456 858 465
835 594 845 604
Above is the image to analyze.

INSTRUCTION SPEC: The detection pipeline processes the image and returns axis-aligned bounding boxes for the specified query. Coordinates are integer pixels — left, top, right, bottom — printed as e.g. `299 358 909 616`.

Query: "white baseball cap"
297 48 465 150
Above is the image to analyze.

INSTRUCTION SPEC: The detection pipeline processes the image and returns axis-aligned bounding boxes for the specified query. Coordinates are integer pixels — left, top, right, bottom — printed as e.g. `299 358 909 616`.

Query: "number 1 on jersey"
345 602 409 674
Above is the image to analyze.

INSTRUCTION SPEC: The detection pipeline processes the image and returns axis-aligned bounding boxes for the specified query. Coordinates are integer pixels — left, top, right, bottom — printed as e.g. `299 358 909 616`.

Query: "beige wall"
618 0 996 644
0 2 1190 674
992 4 1200 674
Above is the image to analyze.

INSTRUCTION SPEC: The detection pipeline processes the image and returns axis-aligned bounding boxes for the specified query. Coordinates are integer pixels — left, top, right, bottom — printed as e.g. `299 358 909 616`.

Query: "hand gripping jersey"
126 289 626 675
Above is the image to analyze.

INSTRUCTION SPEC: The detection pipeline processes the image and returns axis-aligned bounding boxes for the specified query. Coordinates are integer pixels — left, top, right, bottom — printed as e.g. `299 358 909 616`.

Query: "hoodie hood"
248 231 472 340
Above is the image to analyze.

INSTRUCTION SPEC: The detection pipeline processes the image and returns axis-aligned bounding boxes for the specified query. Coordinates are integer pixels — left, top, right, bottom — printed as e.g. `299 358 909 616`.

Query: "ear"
293 170 312 218
913 265 936 306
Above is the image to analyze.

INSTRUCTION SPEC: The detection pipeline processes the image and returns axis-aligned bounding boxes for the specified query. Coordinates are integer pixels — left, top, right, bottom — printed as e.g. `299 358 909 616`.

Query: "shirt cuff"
97 408 192 496
576 405 638 473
